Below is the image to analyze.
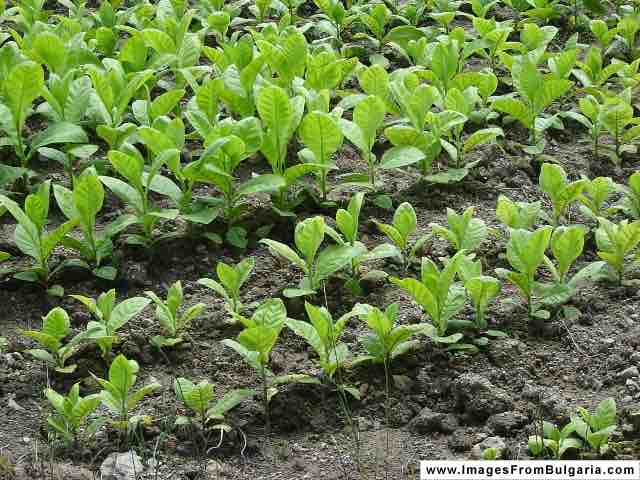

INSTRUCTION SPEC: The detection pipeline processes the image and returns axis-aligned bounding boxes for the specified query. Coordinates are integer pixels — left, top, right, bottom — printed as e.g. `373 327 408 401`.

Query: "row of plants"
25 296 621 462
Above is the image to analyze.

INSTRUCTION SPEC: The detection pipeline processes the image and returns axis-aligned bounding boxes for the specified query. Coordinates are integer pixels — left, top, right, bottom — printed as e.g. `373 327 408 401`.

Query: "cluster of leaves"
529 398 617 459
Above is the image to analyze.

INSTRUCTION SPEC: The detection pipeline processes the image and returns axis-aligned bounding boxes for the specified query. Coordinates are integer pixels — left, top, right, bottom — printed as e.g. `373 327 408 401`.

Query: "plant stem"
261 365 270 438
383 356 391 480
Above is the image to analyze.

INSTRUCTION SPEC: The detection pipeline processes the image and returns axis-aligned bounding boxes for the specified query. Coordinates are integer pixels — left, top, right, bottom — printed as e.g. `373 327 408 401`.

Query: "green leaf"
30 123 87 152
237 174 285 196
299 111 343 165
6 62 44 130
379 146 425 170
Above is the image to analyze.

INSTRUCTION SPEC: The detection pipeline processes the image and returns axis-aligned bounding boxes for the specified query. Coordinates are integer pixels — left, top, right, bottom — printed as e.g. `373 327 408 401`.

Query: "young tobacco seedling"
391 252 467 344
465 276 502 331
334 193 397 294
528 421 582 459
44 383 101 446
174 377 254 437
385 72 442 178
286 302 367 398
430 206 488 253
100 147 179 248
617 171 640 220
21 307 99 373
256 85 306 213
540 226 606 306
441 87 504 168
54 172 134 281
183 121 284 246
146 281 205 349
93 354 161 441
572 398 617 455
355 303 436 433
539 163 587 226
495 226 553 321
0 61 88 171
572 47 625 88
298 111 343 202
71 290 150 358
356 303 437 365
564 95 606 163
0 181 77 295
261 216 364 298
598 91 640 164
339 95 422 188
222 299 318 435
492 57 573 153
374 202 429 270
198 257 255 316
595 217 640 283
495 195 541 230
577 176 615 220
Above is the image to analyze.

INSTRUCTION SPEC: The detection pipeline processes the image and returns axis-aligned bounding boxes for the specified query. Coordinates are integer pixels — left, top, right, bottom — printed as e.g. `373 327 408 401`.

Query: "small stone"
7 397 25 412
619 318 635 330
453 374 513 421
621 395 634 404
392 375 414 393
408 407 459 434
100 451 144 480
487 412 528 436
471 437 506 459
618 366 640 380
626 379 639 393
206 461 224 475
600 338 616 352
631 352 640 364
4 352 22 368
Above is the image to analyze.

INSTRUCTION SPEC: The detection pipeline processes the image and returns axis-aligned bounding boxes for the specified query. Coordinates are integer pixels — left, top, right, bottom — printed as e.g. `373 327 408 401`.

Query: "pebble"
471 436 506 459
618 366 640 380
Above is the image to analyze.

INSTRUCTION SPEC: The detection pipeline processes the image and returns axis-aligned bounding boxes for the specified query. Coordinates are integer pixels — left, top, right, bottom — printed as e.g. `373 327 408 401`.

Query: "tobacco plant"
146 281 205 349
286 302 366 397
334 193 397 294
617 171 640 219
261 216 364 298
430 206 488 253
222 299 317 435
539 163 587 226
71 289 150 358
540 226 606 306
198 257 255 315
496 195 541 230
0 61 88 171
174 377 254 441
577 176 615 220
21 307 99 374
100 147 179 247
391 251 467 344
595 217 640 283
495 226 553 321
529 421 582 459
492 57 573 154
298 111 343 201
374 202 429 270
93 354 161 442
54 172 133 280
0 181 77 295
572 398 617 455
44 383 101 446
